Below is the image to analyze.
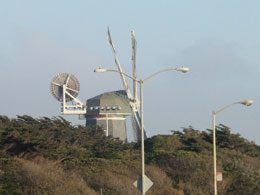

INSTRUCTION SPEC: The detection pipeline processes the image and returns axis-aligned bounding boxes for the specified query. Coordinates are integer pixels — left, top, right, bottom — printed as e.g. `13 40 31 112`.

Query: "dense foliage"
0 115 260 194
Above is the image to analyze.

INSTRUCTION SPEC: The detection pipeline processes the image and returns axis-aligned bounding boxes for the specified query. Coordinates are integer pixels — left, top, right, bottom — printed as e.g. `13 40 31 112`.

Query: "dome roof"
86 90 131 115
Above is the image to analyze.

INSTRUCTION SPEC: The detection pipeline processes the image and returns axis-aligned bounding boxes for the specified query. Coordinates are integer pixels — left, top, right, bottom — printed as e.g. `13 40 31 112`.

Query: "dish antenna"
107 28 146 142
50 73 87 114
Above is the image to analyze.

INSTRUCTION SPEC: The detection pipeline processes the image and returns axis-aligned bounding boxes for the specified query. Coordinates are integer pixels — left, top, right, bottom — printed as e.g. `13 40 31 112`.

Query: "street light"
212 100 253 195
95 66 189 195
94 67 189 75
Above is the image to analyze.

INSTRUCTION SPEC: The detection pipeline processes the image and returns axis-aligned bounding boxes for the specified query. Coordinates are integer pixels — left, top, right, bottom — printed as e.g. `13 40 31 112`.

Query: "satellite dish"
50 73 80 102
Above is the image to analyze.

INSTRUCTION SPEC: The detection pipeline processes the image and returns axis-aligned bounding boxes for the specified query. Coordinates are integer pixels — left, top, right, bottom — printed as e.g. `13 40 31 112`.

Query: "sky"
0 1 259 143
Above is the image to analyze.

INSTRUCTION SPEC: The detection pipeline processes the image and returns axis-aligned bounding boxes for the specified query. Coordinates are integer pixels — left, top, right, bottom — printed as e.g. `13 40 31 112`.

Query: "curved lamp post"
212 100 253 195
95 66 189 195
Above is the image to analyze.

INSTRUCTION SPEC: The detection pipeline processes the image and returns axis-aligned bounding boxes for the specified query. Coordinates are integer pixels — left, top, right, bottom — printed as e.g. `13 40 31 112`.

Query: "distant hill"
0 115 260 194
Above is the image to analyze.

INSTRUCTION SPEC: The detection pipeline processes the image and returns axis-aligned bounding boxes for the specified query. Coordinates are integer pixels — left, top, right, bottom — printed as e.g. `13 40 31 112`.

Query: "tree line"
0 115 260 194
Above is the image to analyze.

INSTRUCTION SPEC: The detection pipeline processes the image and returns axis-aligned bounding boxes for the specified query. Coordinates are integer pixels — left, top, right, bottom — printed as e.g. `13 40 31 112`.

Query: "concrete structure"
86 90 131 142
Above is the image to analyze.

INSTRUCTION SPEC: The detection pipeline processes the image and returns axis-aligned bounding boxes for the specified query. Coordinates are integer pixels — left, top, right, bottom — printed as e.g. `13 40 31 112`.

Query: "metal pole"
106 112 109 137
62 85 66 113
212 112 217 195
140 80 145 195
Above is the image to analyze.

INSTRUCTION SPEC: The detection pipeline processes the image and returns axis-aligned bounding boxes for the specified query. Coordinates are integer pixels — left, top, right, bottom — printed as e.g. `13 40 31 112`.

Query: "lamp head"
94 68 107 73
240 100 254 106
177 67 189 73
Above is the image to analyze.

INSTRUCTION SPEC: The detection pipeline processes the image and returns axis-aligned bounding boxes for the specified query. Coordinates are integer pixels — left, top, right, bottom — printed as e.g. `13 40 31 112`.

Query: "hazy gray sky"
0 1 259 143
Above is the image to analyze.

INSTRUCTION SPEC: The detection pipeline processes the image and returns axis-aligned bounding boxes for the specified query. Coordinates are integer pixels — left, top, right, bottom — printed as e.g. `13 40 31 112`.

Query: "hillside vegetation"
0 115 260 194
